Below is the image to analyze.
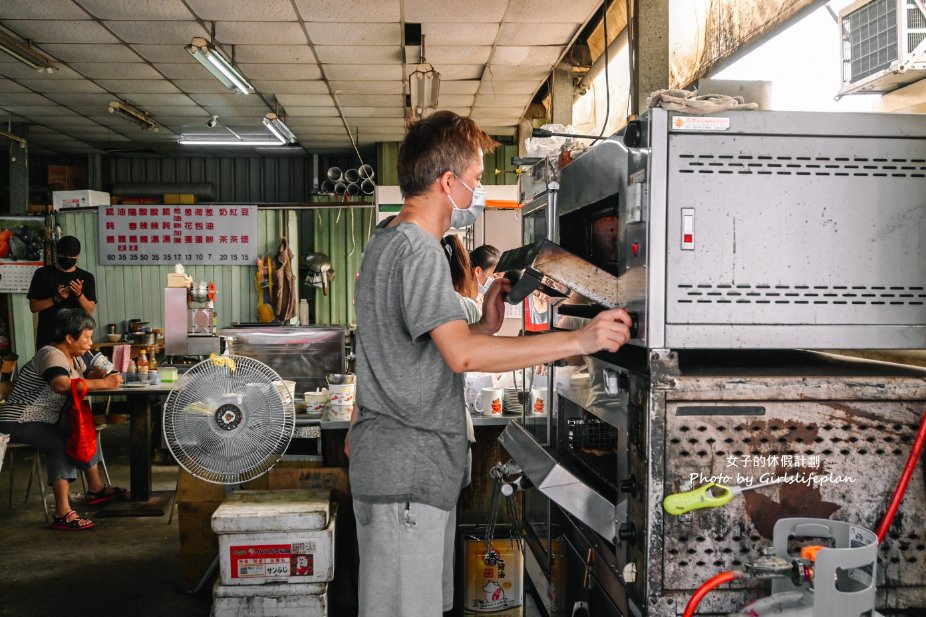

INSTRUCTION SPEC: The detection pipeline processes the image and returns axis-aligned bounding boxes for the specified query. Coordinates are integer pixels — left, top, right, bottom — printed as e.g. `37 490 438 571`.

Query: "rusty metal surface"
655 399 926 613
670 0 823 88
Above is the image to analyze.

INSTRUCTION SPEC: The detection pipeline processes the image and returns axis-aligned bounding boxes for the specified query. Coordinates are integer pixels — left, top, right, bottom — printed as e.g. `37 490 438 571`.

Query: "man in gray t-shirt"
348 111 633 617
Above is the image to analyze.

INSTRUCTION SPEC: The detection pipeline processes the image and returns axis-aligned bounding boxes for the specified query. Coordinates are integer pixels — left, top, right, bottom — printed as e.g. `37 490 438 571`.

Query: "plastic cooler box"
211 489 336 586
211 581 328 617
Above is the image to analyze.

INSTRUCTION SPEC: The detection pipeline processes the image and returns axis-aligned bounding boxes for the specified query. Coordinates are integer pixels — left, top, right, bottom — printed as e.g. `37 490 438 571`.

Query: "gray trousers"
354 499 456 616
0 420 101 485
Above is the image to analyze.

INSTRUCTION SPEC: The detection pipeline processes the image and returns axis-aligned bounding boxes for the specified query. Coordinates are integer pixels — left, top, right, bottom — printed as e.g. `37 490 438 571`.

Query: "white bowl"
106 333 122 342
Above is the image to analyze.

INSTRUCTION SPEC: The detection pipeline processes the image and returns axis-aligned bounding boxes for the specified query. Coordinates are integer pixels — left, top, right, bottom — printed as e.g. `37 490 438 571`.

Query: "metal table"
90 382 175 517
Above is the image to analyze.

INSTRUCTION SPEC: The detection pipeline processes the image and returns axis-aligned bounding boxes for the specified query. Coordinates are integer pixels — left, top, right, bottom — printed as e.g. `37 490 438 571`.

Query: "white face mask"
448 175 487 229
478 277 493 296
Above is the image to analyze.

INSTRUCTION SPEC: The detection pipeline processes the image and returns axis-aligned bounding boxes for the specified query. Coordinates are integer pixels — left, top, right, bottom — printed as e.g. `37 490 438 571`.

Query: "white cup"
328 404 352 421
329 383 355 405
529 387 549 415
303 389 329 413
474 387 505 416
464 373 494 411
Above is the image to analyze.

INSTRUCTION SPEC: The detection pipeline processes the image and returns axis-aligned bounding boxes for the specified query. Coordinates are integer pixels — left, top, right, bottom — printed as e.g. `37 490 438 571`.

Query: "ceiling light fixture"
408 34 440 119
179 139 287 146
0 28 57 73
262 112 296 144
186 36 254 95
108 101 159 132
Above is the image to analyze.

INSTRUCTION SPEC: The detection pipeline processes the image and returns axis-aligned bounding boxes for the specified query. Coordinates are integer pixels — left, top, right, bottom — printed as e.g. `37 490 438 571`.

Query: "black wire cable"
597 0 611 137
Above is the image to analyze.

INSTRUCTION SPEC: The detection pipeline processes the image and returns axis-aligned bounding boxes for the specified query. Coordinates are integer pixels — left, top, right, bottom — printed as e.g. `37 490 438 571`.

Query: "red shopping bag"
65 378 96 464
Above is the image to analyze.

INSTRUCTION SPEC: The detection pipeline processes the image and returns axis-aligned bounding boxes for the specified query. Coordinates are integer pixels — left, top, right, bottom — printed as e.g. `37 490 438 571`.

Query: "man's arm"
69 279 97 315
344 404 359 458
432 307 632 374
29 296 57 313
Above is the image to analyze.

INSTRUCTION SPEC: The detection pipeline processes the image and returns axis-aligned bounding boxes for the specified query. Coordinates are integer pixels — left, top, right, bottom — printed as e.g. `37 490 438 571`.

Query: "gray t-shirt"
349 221 468 511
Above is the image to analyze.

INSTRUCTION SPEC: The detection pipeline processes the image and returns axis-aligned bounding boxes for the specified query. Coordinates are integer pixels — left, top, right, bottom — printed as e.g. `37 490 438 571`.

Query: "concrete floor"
0 424 212 617
0 424 544 617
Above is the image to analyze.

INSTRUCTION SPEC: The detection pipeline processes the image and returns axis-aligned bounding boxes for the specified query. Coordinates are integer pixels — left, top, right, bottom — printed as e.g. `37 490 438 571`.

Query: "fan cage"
162 355 295 484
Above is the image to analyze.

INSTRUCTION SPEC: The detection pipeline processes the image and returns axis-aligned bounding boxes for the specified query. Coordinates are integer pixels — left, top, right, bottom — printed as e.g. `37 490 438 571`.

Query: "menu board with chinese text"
98 205 258 266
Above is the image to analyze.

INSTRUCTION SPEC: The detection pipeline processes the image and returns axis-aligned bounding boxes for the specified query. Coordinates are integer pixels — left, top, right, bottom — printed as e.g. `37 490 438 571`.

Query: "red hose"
876 410 926 544
683 570 743 617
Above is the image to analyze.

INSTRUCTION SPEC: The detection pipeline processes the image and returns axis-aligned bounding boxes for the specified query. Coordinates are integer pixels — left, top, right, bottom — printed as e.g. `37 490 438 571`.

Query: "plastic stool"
4 442 50 522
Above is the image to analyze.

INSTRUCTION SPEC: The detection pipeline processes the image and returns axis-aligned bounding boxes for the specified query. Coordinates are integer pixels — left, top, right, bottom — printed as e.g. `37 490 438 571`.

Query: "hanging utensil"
304 252 333 296
663 479 787 516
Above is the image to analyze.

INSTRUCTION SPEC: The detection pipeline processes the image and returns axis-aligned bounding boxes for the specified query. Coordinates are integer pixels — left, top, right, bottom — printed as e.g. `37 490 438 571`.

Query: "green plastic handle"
663 483 735 516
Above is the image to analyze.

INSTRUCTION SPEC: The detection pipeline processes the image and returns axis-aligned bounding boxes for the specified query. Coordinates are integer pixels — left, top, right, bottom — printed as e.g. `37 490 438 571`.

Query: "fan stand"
161 356 296 597
179 484 237 596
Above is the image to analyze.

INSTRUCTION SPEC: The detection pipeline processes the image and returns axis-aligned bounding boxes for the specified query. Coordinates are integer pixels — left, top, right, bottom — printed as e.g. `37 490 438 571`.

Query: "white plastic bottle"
299 298 309 325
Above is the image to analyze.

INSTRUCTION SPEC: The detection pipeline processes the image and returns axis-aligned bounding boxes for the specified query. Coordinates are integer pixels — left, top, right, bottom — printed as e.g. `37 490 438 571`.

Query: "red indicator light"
683 234 693 243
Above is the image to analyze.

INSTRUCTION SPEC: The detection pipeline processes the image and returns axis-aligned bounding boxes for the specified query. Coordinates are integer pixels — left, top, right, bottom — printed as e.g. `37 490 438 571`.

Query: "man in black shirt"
27 236 97 349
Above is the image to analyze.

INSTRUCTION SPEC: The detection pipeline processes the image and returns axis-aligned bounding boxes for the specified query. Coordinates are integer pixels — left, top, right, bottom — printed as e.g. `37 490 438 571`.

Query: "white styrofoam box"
52 190 110 210
212 489 331 534
211 581 327 617
213 490 336 586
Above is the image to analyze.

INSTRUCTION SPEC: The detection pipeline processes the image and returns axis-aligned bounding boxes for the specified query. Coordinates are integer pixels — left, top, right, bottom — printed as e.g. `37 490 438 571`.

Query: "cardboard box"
48 165 87 191
167 272 190 288
52 190 110 210
164 193 197 205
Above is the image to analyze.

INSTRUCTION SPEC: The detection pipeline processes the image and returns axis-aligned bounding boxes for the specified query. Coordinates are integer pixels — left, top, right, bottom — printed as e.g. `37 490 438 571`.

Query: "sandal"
85 486 128 505
50 510 95 531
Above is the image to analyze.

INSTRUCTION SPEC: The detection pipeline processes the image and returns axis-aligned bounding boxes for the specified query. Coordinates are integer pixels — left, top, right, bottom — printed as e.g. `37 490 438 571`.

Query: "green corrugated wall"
9 208 298 369
376 141 518 186
312 206 375 325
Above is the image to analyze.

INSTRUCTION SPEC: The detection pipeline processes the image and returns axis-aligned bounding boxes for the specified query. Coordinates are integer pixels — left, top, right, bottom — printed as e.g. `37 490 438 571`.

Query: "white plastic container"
211 581 327 617
212 489 336 586
52 190 110 210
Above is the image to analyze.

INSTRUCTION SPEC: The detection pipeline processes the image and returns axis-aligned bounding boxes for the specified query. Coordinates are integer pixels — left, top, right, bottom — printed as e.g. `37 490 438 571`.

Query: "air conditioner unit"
837 0 926 97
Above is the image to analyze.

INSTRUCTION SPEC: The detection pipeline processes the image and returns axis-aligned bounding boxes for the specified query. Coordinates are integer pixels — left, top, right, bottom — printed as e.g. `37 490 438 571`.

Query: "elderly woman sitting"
0 308 124 530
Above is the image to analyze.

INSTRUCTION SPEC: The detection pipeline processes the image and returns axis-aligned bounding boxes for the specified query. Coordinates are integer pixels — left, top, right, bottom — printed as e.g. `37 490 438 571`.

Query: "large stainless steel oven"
517 108 926 350
502 109 926 616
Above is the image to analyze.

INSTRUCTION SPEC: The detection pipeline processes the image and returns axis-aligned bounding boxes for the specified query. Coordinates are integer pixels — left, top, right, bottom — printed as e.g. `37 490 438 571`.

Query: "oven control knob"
623 120 642 148
619 476 637 496
628 312 639 339
618 522 636 543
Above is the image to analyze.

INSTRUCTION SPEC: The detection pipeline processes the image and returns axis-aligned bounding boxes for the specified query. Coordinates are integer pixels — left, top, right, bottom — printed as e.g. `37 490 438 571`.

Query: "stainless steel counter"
295 411 520 431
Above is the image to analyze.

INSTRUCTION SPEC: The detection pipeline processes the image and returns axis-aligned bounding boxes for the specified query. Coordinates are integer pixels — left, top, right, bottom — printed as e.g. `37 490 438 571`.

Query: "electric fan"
162 355 296 485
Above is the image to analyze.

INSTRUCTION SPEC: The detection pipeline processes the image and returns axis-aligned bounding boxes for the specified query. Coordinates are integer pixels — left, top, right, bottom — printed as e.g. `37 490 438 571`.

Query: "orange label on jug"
463 538 523 615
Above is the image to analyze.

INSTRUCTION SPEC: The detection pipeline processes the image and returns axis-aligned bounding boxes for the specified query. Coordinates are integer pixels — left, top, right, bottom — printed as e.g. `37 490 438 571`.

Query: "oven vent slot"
567 417 618 491
676 283 926 306
676 154 926 177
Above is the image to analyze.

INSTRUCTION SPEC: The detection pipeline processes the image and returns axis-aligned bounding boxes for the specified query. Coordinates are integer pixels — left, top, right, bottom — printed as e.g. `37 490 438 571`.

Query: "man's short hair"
56 236 81 257
398 111 500 198
53 308 95 344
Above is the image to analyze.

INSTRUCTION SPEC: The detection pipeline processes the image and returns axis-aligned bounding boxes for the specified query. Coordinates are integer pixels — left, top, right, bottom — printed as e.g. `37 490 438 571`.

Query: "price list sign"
98 205 258 266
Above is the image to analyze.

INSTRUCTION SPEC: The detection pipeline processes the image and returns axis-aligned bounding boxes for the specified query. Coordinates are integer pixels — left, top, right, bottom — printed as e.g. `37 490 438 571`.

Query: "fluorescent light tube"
262 113 297 144
108 101 159 132
186 37 254 95
0 29 56 73
179 138 288 147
